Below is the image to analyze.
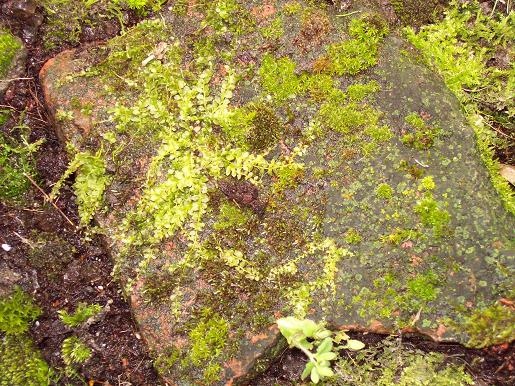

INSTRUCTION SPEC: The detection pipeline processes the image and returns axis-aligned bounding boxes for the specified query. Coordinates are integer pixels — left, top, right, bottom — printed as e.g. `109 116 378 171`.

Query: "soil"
0 1 513 385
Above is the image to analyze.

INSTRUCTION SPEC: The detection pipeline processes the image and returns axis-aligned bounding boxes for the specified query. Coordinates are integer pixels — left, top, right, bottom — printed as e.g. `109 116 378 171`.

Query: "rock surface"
40 0 514 384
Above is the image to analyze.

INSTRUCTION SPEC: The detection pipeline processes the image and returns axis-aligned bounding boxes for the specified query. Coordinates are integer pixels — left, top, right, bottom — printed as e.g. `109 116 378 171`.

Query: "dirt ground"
0 1 513 385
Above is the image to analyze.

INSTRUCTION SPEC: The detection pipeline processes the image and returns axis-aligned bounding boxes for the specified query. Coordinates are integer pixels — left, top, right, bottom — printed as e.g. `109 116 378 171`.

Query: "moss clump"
0 335 55 386
213 202 251 231
326 14 388 76
261 16 284 40
0 29 21 78
344 228 362 244
259 54 304 102
391 0 445 27
376 183 394 199
414 195 450 237
402 112 442 150
0 287 41 335
0 288 55 385
406 270 440 306
333 337 474 385
247 103 284 151
346 81 381 102
50 149 110 225
318 101 380 134
459 302 515 348
380 227 420 244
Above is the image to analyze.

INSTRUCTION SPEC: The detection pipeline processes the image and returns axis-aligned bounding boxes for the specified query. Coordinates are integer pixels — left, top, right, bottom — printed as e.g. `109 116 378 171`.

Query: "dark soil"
0 1 513 385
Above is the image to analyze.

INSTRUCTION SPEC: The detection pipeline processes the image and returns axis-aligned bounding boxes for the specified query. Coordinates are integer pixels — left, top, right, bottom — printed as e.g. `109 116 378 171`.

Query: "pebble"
1 244 12 252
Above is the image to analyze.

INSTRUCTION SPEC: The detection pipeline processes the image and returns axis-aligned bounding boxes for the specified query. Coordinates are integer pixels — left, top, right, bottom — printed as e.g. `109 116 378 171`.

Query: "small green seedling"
58 303 102 327
277 317 364 384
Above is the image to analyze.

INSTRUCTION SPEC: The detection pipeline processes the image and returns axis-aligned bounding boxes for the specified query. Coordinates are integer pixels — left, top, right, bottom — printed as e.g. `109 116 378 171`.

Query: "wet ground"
0 1 513 385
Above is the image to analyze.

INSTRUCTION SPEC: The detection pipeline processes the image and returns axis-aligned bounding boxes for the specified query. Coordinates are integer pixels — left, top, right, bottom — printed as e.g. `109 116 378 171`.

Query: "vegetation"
406 0 515 214
58 303 102 327
0 29 21 77
0 288 55 385
61 336 92 370
0 133 43 203
50 149 109 225
277 317 364 384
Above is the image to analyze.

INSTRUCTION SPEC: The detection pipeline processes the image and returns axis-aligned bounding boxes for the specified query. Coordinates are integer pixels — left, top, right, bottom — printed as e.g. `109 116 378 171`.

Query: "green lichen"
344 228 362 244
0 29 21 78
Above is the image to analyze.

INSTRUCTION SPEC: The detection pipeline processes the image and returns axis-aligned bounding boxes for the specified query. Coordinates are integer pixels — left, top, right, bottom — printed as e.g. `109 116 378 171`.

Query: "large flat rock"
40 1 514 384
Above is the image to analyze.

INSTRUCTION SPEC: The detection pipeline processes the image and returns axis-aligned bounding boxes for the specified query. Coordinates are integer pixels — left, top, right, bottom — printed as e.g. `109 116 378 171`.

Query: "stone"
40 1 514 384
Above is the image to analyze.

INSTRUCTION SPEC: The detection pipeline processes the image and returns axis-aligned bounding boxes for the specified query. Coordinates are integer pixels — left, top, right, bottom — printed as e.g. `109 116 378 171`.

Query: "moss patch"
0 29 21 78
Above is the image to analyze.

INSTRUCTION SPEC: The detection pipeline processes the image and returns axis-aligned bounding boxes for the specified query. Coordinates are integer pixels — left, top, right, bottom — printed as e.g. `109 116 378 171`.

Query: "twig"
0 77 33 82
336 10 361 17
23 172 77 229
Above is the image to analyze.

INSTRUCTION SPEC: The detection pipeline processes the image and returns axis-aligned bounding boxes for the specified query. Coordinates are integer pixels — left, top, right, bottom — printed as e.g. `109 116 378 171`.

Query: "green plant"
277 317 364 384
331 336 474 385
0 287 41 335
0 133 43 202
405 1 515 214
58 303 102 327
326 14 388 76
50 149 109 225
0 335 55 386
402 112 442 150
61 336 92 366
259 54 304 101
0 29 21 77
414 195 450 237
376 183 394 199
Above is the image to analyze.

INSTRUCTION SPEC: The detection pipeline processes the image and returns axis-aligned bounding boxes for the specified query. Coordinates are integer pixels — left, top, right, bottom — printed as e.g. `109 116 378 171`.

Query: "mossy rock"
0 28 25 96
40 0 514 384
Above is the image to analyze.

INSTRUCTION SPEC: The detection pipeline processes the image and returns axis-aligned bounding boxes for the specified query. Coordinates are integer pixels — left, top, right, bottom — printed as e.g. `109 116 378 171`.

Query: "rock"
0 28 26 96
1 0 43 43
40 1 515 384
500 164 515 185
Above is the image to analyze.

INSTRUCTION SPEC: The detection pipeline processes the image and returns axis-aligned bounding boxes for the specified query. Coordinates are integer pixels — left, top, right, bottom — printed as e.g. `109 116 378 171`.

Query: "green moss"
187 309 229 369
51 149 110 225
405 2 515 214
246 103 284 151
333 337 474 385
272 163 305 193
326 14 388 76
380 227 420 244
61 336 92 366
346 81 381 102
304 73 338 102
214 202 251 231
391 0 445 27
418 176 436 191
0 334 55 386
0 287 41 335
0 133 42 203
259 54 304 102
318 101 380 134
376 183 394 199
402 112 442 150
458 302 515 348
414 195 450 238
406 270 439 305
344 228 362 244
0 29 21 78
58 303 102 327
261 16 284 40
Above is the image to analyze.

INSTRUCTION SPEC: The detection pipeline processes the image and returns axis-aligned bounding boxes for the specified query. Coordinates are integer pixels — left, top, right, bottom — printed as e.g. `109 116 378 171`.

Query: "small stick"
336 10 361 17
23 172 77 229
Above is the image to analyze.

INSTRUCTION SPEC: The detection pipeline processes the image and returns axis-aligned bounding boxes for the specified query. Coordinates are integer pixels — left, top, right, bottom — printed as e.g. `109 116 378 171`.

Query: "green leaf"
316 352 337 361
311 366 320 384
345 339 365 351
301 362 314 380
317 365 335 377
316 337 333 354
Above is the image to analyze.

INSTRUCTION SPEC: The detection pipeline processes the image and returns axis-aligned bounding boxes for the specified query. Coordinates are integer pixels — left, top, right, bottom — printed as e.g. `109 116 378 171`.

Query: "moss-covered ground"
39 0 514 384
